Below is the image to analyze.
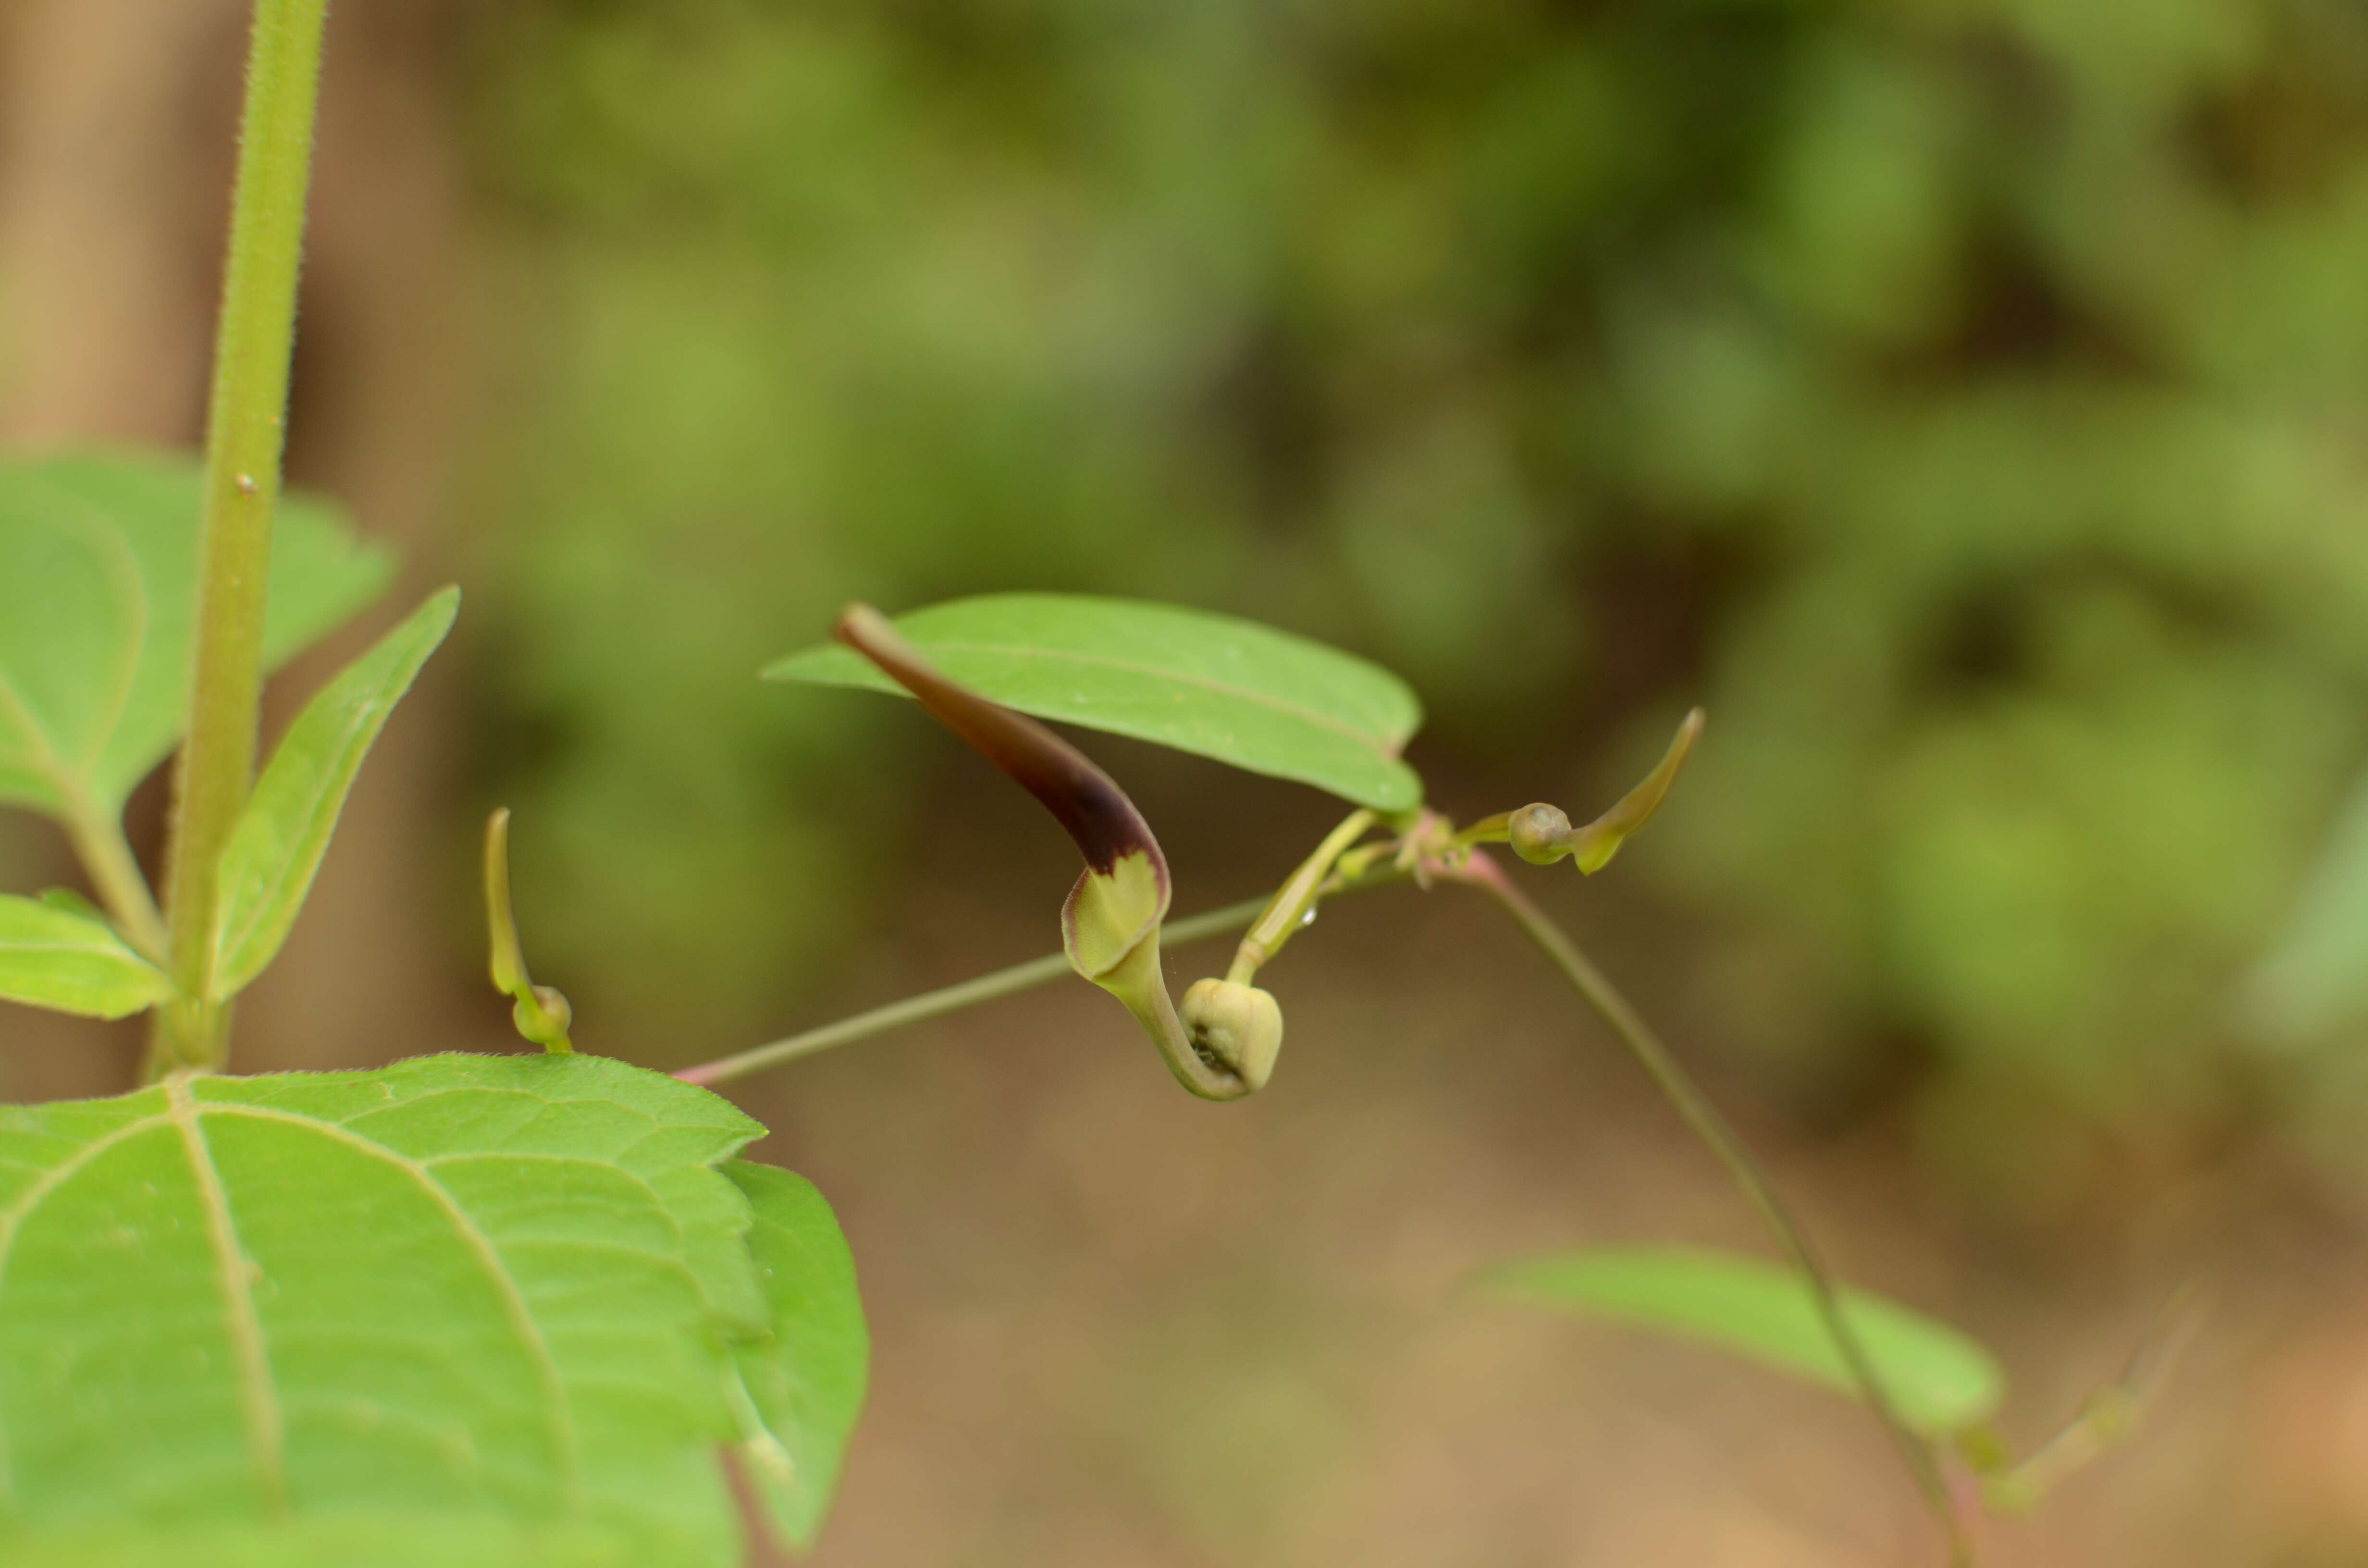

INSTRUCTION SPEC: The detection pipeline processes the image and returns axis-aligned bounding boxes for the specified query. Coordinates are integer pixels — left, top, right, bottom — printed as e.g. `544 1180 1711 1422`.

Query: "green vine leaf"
0 1054 862 1566
1485 1245 2004 1437
766 594 1426 810
0 451 391 826
0 894 173 1017
211 588 460 1000
721 1161 868 1553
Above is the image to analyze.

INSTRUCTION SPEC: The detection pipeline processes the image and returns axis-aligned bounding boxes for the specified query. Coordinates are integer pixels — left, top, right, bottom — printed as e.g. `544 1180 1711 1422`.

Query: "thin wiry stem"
676 897 1272 1088
1446 849 1971 1565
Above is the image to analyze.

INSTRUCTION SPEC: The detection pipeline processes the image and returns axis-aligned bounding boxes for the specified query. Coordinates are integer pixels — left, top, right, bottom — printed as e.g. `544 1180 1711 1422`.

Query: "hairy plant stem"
678 896 1274 1087
1446 850 1970 1565
148 0 331 1078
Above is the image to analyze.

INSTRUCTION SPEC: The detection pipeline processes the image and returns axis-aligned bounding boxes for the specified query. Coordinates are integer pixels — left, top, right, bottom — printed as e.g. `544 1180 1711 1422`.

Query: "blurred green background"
460 0 2368 1182
9 0 2368 1561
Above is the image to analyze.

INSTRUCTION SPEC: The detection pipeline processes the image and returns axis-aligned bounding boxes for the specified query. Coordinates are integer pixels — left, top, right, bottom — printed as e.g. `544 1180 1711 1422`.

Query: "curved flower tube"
834 603 1257 1099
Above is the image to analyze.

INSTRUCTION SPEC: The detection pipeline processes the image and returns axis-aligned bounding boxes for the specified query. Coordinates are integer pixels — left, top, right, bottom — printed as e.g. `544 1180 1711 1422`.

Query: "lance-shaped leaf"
1486 1245 2004 1438
721 1161 868 1553
769 594 1427 811
0 451 392 825
0 894 174 1018
0 1054 865 1566
832 604 1255 1099
211 588 460 1000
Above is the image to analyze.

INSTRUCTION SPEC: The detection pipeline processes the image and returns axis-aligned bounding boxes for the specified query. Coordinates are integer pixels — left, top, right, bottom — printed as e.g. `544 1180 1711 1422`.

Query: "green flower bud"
1181 978 1284 1092
1508 803 1575 865
512 984 573 1050
484 808 574 1054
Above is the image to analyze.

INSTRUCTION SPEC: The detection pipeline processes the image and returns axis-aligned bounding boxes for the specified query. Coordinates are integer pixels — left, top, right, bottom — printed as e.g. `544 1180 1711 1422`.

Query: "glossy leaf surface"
0 452 391 822
0 894 173 1018
0 1054 861 1566
767 594 1425 809
722 1161 868 1552
1488 1245 2004 1436
211 588 460 999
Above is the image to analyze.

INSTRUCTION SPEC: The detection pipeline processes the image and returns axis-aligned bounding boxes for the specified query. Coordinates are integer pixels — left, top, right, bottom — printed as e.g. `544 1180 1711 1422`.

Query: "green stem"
148 0 332 1078
1226 809 1373 984
1447 850 1970 1565
677 896 1274 1088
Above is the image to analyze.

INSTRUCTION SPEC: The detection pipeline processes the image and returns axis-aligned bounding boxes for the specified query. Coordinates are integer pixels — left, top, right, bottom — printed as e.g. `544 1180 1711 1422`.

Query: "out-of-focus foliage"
460 0 2368 1176
1488 1243 2005 1438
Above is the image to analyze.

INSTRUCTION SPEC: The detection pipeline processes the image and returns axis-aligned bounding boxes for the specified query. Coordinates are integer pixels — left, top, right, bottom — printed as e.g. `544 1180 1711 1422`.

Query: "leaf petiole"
62 796 168 963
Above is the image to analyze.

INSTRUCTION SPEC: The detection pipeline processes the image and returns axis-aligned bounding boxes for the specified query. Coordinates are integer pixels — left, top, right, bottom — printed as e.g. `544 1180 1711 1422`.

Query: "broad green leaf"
211 588 460 1000
1486 1245 2004 1437
0 1054 802 1567
766 594 1426 810
9 1514 632 1568
0 894 172 1018
34 888 109 924
722 1161 868 1552
0 451 392 823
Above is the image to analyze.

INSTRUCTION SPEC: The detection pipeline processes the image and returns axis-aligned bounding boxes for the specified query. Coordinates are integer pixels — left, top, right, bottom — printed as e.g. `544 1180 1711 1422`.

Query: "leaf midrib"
0 1094 590 1520
168 1080 288 1519
888 638 1412 759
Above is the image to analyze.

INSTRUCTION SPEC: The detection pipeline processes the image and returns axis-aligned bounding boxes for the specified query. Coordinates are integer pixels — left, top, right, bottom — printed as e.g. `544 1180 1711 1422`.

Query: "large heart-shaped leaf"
0 451 391 824
211 588 460 1000
722 1161 867 1554
0 894 173 1017
1486 1245 2004 1437
766 594 1426 810
0 1054 863 1565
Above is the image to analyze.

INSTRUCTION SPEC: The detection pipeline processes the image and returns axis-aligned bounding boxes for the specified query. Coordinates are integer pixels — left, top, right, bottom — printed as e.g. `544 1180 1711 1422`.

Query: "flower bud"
484 808 574 1054
1508 802 1574 866
835 602 1257 1100
512 984 573 1050
1181 978 1284 1092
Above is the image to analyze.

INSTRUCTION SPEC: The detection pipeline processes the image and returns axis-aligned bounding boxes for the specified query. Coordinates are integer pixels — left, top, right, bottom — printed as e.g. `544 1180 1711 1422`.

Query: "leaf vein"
167 1078 289 1519
197 1101 588 1507
914 639 1409 756
0 1102 175 1510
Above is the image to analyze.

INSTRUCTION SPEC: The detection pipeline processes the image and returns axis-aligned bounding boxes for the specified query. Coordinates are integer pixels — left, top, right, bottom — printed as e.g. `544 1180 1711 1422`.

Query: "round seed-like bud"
1180 977 1284 1093
514 983 573 1045
1507 802 1573 866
